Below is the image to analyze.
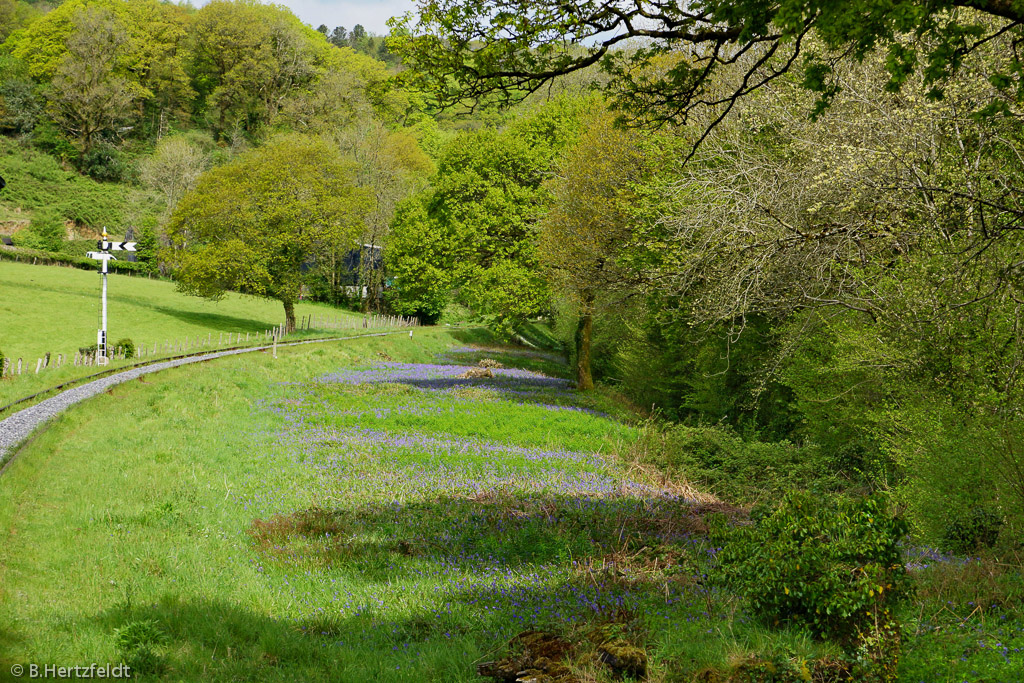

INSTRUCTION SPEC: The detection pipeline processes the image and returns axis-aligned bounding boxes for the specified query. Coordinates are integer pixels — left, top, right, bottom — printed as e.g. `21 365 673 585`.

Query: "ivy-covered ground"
0 329 1021 681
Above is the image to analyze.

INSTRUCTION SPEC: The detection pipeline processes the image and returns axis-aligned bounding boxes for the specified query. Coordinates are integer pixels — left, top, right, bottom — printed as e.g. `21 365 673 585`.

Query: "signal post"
87 229 135 365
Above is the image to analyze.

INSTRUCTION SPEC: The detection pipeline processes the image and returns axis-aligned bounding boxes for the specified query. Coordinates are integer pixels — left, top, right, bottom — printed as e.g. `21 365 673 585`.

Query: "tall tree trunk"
283 299 296 333
575 291 595 391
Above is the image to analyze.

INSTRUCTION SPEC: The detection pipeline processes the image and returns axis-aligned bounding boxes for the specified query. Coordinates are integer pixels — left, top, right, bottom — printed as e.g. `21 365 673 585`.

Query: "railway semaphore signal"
97 240 136 251
87 228 134 365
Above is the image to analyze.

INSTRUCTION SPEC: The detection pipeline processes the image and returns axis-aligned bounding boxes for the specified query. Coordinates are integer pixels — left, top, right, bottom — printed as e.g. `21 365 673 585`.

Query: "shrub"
31 120 79 162
17 209 66 252
634 423 844 503
715 493 912 681
942 505 1003 555
79 143 131 182
114 338 136 359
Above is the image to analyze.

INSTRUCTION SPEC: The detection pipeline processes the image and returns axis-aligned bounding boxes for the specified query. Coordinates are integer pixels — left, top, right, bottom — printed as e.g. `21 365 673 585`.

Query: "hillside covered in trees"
0 0 434 305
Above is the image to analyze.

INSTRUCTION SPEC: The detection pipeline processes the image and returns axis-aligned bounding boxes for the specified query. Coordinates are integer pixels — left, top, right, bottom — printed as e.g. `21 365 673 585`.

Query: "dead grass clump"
459 367 494 379
478 358 505 369
248 508 351 566
452 387 499 401
618 456 721 506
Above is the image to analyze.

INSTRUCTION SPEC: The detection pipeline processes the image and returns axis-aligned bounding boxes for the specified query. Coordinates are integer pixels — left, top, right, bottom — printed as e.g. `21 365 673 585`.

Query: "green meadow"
0 328 812 682
0 261 375 407
2 327 1019 682
0 261 363 361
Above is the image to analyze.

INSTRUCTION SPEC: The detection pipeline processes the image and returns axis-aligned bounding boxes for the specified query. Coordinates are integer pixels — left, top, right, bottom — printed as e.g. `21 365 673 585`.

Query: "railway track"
0 330 410 475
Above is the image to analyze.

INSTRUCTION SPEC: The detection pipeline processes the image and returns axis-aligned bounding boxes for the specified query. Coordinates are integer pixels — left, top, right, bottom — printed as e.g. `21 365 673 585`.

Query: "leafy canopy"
390 0 1024 148
165 134 372 326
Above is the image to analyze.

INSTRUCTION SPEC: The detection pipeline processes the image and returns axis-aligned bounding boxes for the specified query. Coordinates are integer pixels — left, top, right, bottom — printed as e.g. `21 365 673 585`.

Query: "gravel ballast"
0 332 403 473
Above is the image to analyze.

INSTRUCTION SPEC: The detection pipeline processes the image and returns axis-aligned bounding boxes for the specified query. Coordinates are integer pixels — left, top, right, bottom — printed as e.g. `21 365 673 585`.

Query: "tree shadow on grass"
82 495 742 681
149 306 274 335
93 595 346 682
246 492 736 579
0 623 26 671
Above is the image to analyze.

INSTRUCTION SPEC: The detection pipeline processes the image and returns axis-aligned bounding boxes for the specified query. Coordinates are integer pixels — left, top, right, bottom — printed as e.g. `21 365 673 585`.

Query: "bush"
113 338 136 359
715 493 912 681
31 120 79 162
942 505 1003 555
17 209 65 252
635 423 844 503
78 143 131 182
0 243 149 275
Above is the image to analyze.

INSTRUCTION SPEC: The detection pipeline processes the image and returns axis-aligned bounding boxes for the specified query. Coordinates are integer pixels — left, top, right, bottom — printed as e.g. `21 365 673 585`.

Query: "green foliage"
716 493 912 678
0 55 41 134
188 0 376 137
0 243 146 275
17 208 64 252
634 423 842 503
29 120 78 161
941 506 1004 555
391 0 1023 130
77 142 131 182
383 199 451 324
166 133 371 328
0 137 143 228
133 224 159 275
113 619 167 675
599 303 802 441
113 337 136 359
386 98 587 332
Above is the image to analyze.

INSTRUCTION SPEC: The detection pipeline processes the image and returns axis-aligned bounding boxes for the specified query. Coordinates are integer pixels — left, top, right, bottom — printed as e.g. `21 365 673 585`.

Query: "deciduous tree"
539 110 649 388
46 6 135 152
386 99 586 332
139 135 209 217
165 134 372 331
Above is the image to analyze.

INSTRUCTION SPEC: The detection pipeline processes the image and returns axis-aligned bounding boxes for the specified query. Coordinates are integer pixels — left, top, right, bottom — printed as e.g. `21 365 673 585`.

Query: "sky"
193 0 419 35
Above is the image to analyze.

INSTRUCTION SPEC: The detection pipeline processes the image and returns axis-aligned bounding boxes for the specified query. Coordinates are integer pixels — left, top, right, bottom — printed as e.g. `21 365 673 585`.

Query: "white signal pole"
86 230 135 366
98 228 109 364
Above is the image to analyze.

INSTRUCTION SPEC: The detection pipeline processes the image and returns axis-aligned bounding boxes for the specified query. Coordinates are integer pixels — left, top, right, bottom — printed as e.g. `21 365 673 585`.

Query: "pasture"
0 261 375 407
1 328 1019 681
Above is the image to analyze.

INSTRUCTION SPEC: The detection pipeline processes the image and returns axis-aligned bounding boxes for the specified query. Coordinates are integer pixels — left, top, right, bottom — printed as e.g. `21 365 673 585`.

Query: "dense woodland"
2 0 1024 679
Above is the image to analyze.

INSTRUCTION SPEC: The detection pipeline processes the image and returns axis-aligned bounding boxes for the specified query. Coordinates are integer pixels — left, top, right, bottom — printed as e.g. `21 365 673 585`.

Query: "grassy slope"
0 261 369 405
0 328 805 682
0 261 364 360
0 328 1020 682
0 136 152 232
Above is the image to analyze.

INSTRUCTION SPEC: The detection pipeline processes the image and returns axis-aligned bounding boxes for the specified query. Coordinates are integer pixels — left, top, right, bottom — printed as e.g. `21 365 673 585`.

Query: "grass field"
1 327 1022 682
0 261 379 407
0 261 365 362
